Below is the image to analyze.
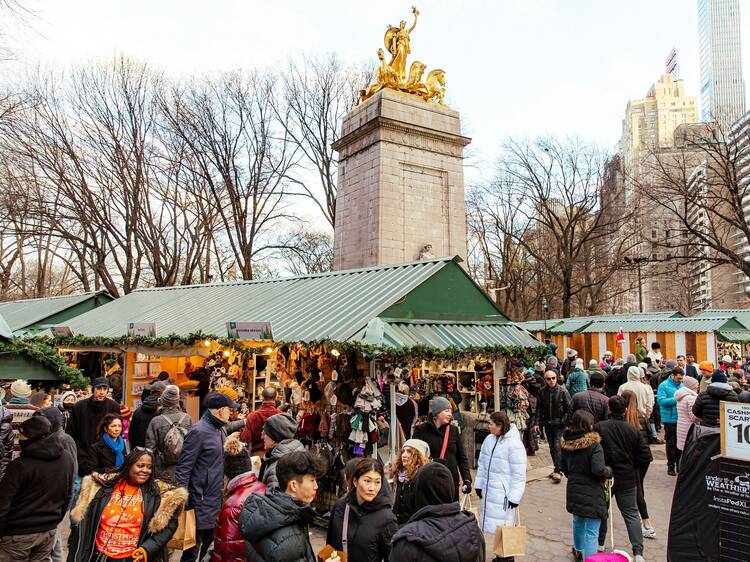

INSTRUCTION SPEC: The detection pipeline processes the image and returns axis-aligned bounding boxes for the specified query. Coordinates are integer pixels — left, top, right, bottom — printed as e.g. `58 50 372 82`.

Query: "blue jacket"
657 377 682 424
174 411 226 529
565 369 589 396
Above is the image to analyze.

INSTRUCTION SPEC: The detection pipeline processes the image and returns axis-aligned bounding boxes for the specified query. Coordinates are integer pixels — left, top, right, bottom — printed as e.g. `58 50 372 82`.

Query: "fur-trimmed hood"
560 431 601 452
71 472 188 534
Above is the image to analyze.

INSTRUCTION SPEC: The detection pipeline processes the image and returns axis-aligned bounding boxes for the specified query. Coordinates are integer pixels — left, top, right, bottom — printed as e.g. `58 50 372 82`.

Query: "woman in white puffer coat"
475 411 527 560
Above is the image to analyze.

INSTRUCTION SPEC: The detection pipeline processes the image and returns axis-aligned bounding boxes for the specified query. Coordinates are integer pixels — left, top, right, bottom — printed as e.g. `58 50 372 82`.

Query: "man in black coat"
534 371 572 482
594 396 651 561
571 371 609 423
390 462 485 562
413 396 471 495
129 380 166 448
66 377 119 478
0 416 75 561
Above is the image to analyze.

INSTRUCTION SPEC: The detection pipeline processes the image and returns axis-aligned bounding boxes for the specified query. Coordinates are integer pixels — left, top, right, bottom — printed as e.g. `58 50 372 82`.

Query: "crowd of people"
0 341 747 562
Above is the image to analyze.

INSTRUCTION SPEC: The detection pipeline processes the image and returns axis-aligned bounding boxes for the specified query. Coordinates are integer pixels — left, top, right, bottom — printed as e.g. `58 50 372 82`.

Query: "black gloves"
475 488 482 499
460 480 472 494
508 501 519 509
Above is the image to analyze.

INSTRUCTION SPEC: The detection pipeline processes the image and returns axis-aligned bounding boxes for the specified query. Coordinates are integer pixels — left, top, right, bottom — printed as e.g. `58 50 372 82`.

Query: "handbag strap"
342 503 350 555
460 493 472 511
439 425 451 460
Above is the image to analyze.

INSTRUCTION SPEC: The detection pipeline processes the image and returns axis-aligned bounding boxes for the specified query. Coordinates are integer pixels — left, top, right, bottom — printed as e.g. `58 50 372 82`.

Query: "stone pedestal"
332 89 471 270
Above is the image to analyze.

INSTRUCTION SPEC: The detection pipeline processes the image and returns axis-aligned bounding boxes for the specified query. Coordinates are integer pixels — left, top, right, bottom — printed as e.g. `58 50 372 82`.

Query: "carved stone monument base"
332 88 470 270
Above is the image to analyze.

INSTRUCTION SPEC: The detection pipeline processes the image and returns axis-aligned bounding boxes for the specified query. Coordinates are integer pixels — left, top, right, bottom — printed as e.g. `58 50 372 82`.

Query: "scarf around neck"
103 434 125 467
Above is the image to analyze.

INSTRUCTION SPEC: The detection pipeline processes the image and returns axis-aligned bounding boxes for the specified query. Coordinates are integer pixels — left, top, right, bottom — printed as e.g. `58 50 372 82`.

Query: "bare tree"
278 55 367 227
273 227 333 276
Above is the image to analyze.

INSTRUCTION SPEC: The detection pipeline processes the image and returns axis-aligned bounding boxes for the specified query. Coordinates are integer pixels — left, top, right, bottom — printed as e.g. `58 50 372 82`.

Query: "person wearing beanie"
66 376 119 479
594 397 651 560
698 361 715 393
5 379 42 466
212 436 267 562
657 367 684 475
259 413 304 490
128 380 167 449
0 415 75 561
413 396 471 496
692 368 739 429
571 371 609 424
675 376 700 453
58 390 77 431
9 379 32 404
566 358 590 397
390 462 485 562
240 386 281 454
175 392 240 562
390 439 430 525
145 385 192 479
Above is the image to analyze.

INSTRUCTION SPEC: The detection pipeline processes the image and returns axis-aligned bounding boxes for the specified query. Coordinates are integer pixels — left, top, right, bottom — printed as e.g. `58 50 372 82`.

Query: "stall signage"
50 326 73 336
127 322 156 337
720 401 750 461
226 321 273 341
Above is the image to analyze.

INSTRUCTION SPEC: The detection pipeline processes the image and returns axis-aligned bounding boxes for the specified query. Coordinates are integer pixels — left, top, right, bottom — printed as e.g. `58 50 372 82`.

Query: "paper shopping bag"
167 508 196 551
460 493 481 522
492 508 526 557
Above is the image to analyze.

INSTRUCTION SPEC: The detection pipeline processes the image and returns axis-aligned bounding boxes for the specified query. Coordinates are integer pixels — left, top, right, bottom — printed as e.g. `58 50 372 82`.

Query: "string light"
330 348 340 357
264 346 274 355
223 350 231 357
204 340 212 347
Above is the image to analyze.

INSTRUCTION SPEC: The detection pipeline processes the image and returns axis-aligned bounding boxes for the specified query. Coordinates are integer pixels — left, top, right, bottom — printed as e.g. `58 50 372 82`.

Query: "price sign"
720 401 750 461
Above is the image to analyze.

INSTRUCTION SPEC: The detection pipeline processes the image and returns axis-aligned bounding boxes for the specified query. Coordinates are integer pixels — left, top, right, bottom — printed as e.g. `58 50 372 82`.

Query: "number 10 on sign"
720 401 750 461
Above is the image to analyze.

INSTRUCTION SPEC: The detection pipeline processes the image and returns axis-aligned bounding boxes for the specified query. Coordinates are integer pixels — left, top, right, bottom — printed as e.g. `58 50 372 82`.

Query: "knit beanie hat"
61 391 77 403
37 406 64 433
430 396 452 417
149 381 167 397
159 385 180 408
10 379 32 399
19 415 51 443
263 412 297 443
711 370 727 383
217 386 238 402
683 376 699 391
402 438 431 460
412 462 456 510
224 436 253 480
699 361 714 372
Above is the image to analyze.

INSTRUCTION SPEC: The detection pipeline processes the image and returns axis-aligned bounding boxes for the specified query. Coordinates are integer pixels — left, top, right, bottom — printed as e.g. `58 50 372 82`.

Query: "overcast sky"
5 0 750 216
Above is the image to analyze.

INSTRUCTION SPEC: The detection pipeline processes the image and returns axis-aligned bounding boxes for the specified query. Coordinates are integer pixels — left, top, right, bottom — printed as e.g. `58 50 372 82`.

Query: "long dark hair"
93 449 159 495
569 410 594 434
97 414 122 438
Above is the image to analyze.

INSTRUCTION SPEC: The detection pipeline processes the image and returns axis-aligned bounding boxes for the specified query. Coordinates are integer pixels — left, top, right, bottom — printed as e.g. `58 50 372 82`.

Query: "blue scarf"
102 434 125 467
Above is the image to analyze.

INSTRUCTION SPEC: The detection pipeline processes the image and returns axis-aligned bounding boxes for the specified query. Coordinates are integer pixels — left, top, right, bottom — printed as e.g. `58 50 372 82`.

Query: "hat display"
10 379 32 399
92 377 109 389
402 438 431 459
205 392 240 410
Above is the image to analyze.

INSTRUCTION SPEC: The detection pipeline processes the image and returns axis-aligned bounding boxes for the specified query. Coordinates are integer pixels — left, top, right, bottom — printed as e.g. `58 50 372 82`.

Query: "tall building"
622 73 700 201
698 0 746 126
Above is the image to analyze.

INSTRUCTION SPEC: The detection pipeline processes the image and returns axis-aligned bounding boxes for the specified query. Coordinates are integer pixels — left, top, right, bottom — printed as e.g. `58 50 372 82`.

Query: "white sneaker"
634 555 646 562
642 525 656 539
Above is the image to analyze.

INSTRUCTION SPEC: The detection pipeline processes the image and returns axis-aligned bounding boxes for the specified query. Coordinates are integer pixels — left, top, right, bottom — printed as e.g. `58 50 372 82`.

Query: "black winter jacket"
0 407 14 482
239 489 316 562
692 383 739 427
85 437 129 475
129 395 160 448
390 502 485 562
0 432 76 536
594 415 651 492
413 420 471 488
326 487 397 562
571 390 609 424
66 396 120 476
68 474 187 562
536 385 572 426
393 477 417 525
604 365 630 397
560 430 612 519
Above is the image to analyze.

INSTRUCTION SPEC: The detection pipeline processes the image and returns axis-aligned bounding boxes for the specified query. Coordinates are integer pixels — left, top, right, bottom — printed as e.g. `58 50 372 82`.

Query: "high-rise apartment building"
698 0 746 126
622 73 700 200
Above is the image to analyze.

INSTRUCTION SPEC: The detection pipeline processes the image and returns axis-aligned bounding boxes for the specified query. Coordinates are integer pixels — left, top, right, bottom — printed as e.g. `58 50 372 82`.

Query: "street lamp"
542 297 549 337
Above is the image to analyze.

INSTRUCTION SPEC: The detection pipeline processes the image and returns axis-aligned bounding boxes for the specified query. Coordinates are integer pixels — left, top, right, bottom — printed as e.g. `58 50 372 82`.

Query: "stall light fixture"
330 348 340 357
204 340 212 347
223 350 231 357
264 346 274 355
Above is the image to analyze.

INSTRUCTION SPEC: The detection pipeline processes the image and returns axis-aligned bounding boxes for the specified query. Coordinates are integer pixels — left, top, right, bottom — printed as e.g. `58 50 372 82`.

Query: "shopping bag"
492 508 526 557
460 493 481 521
167 508 196 551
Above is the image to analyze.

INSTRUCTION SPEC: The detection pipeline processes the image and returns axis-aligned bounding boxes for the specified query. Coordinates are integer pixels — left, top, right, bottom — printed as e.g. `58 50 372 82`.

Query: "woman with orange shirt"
68 449 187 562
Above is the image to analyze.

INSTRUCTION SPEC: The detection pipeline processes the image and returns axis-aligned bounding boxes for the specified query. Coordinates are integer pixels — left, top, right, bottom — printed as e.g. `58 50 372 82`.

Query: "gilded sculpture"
359 6 446 105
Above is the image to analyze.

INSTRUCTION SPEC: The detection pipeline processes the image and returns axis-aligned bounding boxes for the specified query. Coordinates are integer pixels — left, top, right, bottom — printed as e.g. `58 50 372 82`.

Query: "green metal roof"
697 309 750 326
526 311 685 334
0 314 11 340
517 320 563 332
67 257 514 342
716 330 750 343
359 318 543 349
578 317 748 333
0 291 112 334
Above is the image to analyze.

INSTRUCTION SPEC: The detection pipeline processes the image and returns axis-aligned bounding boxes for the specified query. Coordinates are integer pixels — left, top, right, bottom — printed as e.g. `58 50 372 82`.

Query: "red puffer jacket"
212 472 267 562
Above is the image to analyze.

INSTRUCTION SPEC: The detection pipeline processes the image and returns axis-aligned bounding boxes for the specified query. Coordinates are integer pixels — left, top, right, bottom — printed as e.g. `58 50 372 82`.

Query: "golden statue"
359 6 447 106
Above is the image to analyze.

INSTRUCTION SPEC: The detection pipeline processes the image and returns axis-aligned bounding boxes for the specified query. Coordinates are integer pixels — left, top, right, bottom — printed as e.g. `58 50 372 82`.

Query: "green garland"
29 332 548 367
0 339 89 389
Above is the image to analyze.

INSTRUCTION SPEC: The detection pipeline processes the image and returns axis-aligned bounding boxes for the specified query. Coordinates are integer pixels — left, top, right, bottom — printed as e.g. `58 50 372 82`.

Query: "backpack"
159 414 189 465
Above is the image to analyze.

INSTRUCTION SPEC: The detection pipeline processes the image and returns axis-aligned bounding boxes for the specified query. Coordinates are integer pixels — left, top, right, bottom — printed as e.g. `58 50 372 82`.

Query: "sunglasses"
545 377 556 381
